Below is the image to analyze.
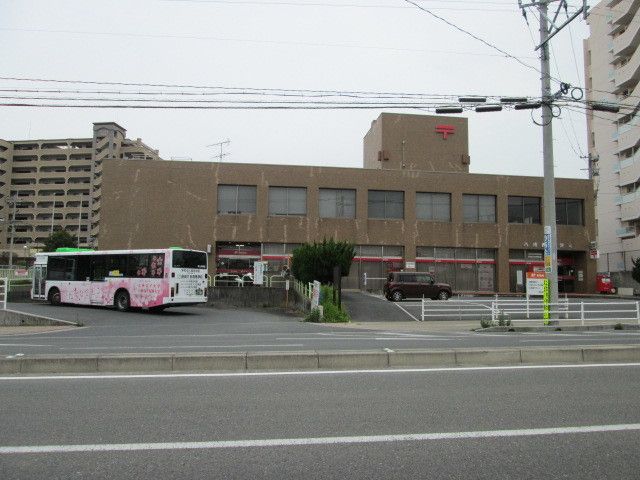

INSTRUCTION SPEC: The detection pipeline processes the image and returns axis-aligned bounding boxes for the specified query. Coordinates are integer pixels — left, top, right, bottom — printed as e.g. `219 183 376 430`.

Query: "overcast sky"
1 0 593 178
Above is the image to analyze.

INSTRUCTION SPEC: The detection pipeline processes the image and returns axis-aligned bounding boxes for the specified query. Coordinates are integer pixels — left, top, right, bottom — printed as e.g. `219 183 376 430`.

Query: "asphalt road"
1 364 639 479
2 301 640 356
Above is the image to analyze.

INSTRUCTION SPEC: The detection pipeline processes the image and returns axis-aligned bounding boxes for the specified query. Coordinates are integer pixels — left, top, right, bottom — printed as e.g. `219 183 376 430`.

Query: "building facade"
585 0 640 286
97 113 596 293
0 123 160 263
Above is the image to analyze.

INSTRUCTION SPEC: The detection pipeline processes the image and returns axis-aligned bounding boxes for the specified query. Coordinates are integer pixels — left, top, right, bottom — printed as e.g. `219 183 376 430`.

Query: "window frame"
463 194 496 223
217 184 257 215
367 190 404 220
416 192 451 222
268 186 307 216
318 188 356 219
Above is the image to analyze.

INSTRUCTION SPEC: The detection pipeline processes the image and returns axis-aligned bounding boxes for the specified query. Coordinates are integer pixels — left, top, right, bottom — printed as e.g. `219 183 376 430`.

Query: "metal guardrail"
418 297 640 325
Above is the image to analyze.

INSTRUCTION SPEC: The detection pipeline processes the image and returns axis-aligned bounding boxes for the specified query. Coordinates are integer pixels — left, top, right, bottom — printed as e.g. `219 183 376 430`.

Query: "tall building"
585 0 640 286
0 123 160 263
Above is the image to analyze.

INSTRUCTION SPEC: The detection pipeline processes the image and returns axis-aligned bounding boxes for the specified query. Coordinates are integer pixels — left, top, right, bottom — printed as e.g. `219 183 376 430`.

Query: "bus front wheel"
114 290 130 312
48 288 61 306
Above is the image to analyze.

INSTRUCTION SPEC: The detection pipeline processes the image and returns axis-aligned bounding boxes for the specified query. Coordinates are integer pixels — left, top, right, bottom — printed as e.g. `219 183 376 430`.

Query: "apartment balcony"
612 0 639 27
614 46 640 91
620 152 640 185
614 12 640 58
621 199 640 220
616 226 637 238
615 121 640 152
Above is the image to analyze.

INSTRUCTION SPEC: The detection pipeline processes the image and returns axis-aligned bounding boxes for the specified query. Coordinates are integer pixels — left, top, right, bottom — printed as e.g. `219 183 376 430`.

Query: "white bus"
31 248 208 311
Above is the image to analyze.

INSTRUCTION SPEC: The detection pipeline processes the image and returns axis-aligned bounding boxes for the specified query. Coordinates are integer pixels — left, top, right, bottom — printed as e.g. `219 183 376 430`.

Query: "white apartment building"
0 123 160 264
585 0 640 287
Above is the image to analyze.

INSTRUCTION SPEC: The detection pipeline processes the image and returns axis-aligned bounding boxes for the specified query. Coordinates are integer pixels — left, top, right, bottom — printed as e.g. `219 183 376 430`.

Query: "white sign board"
405 261 415 269
311 280 321 309
253 261 264 285
526 272 546 296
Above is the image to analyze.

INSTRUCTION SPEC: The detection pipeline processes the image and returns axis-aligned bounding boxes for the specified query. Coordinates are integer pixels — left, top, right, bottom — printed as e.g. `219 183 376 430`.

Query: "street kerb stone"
520 347 584 364
388 349 456 368
98 354 173 373
173 353 246 372
318 350 389 369
20 355 98 374
454 348 521 366
582 345 640 363
247 351 318 370
0 358 21 374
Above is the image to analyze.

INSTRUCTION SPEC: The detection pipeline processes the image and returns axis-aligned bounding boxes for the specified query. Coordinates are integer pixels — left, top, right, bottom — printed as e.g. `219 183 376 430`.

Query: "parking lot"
1 297 639 357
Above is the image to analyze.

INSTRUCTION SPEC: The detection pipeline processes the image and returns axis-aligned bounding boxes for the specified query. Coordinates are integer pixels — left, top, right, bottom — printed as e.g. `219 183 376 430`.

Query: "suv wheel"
438 290 450 300
391 290 403 302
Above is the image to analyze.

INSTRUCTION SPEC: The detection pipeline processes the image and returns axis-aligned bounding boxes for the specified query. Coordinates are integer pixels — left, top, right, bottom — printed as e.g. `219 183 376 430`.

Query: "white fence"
0 277 7 310
418 296 640 325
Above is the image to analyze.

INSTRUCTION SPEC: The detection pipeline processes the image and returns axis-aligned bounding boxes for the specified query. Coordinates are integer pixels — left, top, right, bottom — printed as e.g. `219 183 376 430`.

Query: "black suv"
383 272 452 302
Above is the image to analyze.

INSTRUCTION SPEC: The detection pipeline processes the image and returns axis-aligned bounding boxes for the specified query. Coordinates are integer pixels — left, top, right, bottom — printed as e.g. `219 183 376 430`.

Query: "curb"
2 345 640 374
478 324 640 333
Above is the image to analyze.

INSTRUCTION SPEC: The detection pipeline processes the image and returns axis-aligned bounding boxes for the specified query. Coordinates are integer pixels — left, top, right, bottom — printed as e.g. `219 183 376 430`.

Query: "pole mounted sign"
543 226 552 274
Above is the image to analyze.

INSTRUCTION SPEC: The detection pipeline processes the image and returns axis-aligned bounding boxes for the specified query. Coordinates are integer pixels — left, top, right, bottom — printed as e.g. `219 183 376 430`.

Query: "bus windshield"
172 250 207 269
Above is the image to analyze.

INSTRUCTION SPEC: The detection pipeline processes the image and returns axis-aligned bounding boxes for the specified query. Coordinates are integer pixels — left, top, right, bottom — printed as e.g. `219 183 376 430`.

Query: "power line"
0 27 536 59
403 0 564 85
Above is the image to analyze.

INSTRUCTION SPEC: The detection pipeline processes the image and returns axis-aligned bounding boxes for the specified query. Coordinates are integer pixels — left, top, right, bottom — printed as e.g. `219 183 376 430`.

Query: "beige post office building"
94 113 596 294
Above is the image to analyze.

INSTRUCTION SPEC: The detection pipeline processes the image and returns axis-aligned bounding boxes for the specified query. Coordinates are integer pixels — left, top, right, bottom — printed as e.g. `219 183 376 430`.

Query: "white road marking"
2 362 640 381
0 344 52 347
394 303 421 322
2 423 639 454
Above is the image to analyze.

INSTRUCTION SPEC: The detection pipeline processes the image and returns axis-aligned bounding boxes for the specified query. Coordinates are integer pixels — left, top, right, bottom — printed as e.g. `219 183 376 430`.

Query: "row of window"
217 185 585 225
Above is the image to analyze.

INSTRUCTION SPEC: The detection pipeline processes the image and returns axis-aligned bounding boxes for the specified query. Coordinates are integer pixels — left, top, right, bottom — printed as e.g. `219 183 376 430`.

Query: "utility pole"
207 139 231 162
519 0 588 317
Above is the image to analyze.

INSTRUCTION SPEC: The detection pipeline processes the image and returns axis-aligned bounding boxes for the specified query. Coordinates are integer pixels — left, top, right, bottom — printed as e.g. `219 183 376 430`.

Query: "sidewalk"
327 320 479 333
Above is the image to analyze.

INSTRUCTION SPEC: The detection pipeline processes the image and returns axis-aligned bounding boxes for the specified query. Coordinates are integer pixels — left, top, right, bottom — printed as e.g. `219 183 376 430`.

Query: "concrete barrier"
455 348 521 365
521 348 584 364
389 349 456 367
582 346 640 363
173 353 246 372
0 309 80 327
318 350 389 369
0 345 639 375
20 356 98 374
98 354 173 373
247 351 318 370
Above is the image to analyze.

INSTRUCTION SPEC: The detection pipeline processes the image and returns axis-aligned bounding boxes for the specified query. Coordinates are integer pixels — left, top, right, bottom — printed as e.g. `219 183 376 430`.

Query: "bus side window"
127 254 150 278
77 256 91 281
90 256 108 281
48 257 74 281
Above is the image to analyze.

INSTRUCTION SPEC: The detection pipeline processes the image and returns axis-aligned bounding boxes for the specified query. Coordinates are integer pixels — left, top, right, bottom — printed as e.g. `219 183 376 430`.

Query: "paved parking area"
1 300 640 356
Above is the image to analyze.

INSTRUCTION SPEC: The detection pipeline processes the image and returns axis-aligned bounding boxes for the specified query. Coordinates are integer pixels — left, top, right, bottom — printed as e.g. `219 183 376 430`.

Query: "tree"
290 239 355 284
42 230 77 252
633 257 640 285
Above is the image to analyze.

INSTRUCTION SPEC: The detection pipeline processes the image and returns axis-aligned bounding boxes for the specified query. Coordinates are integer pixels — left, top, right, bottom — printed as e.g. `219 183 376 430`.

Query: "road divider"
2 345 640 374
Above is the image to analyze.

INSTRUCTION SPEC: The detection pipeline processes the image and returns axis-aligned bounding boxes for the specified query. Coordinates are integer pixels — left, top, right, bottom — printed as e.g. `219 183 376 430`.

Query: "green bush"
480 317 493 328
305 308 321 323
614 322 624 330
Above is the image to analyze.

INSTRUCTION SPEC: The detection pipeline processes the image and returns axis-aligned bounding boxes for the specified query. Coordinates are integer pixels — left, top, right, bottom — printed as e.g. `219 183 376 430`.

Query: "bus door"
32 265 47 299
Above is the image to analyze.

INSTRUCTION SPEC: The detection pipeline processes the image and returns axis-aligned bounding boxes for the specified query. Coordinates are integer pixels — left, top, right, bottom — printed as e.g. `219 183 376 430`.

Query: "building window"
463 194 496 223
508 196 541 224
269 187 307 216
556 198 583 225
416 192 451 221
217 185 257 215
368 190 404 219
319 188 356 218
